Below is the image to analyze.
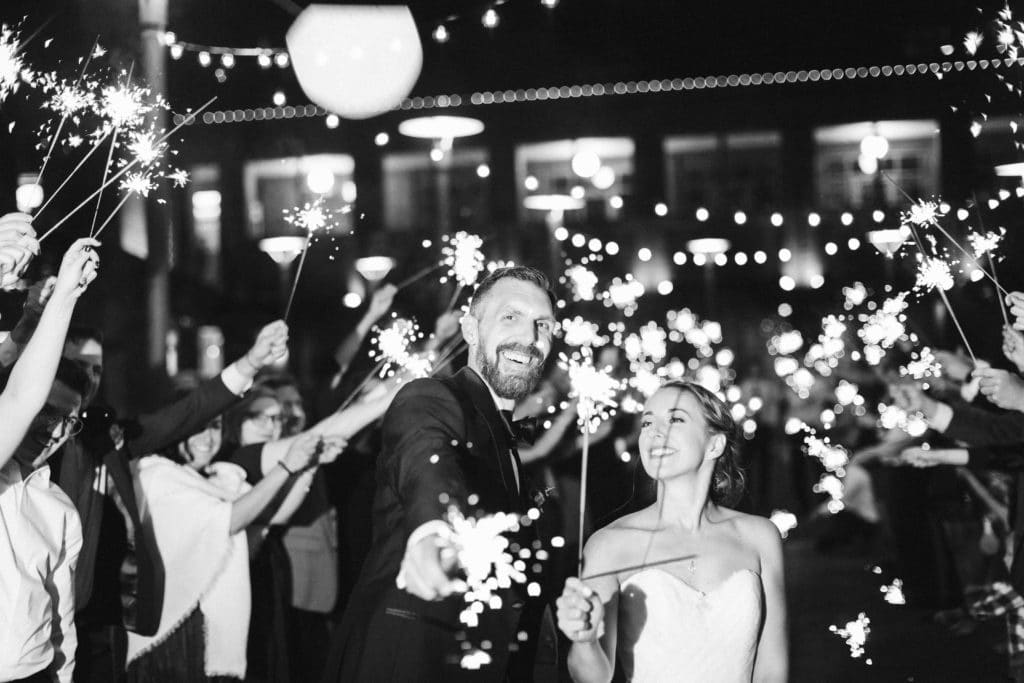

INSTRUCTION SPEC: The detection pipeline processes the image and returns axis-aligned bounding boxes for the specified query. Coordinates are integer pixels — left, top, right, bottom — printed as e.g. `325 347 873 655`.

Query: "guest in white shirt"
0 358 95 683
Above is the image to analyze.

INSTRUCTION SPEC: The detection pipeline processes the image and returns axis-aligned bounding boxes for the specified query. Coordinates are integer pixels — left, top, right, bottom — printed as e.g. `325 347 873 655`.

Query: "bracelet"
278 460 297 476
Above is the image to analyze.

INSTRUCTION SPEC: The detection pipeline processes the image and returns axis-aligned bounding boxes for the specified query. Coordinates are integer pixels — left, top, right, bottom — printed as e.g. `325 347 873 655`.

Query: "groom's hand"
397 532 467 601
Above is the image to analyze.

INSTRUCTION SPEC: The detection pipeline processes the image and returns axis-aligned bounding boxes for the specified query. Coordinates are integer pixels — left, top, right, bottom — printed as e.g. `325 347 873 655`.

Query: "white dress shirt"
0 460 82 683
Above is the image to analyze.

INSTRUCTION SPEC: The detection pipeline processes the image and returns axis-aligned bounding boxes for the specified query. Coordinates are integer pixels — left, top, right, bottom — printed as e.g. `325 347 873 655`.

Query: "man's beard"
477 342 546 401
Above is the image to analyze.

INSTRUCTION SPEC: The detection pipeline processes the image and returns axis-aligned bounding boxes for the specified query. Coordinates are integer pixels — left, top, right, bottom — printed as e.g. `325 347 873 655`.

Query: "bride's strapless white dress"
617 568 763 683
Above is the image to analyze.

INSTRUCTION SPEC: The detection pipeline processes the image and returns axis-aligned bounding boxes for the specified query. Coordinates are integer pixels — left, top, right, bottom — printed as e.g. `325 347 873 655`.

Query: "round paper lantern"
286 5 423 120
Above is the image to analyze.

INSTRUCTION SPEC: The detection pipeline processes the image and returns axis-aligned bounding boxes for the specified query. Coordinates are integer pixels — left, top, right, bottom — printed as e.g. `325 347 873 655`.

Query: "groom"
324 266 560 682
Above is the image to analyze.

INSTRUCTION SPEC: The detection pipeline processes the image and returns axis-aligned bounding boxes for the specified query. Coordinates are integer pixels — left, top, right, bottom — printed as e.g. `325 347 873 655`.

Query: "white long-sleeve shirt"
0 460 82 683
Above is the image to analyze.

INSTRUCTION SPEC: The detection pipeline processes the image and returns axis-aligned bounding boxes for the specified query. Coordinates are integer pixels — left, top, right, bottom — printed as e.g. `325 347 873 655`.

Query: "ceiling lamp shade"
286 5 423 120
866 227 911 258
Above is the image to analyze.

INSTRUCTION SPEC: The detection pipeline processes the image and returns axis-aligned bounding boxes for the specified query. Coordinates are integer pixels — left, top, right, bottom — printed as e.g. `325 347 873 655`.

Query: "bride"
556 381 787 682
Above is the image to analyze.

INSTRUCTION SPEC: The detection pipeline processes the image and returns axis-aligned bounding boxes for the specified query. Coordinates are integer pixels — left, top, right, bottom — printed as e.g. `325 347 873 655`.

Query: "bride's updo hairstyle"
657 380 745 506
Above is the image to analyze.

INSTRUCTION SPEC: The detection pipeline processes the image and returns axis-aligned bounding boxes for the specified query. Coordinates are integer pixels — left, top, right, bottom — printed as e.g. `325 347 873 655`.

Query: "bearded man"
323 266 560 683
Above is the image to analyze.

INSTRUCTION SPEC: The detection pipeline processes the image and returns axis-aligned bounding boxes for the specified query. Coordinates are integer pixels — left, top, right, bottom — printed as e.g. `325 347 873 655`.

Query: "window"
382 148 489 232
664 132 782 214
243 154 356 239
814 120 939 208
514 138 634 224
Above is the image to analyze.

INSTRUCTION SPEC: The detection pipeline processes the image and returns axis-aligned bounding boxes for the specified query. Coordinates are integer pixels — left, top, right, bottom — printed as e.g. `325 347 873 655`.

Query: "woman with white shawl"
125 392 396 682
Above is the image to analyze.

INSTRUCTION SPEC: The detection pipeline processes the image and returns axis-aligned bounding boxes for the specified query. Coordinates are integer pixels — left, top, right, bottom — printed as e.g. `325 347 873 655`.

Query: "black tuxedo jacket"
324 368 558 683
57 375 240 636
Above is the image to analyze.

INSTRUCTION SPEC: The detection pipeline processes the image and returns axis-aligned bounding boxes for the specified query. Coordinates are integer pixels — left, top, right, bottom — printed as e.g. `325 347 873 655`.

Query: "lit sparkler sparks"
565 264 598 301
964 30 983 55
803 433 849 473
878 402 928 437
629 363 663 399
814 473 846 514
283 195 343 234
880 579 906 605
900 199 945 228
830 613 872 661
561 316 607 348
99 80 151 131
900 347 942 381
561 349 624 433
369 316 424 377
914 256 955 292
0 25 27 102
441 231 485 287
769 510 798 539
166 168 189 188
127 130 165 167
857 293 908 358
968 229 1005 258
119 172 156 197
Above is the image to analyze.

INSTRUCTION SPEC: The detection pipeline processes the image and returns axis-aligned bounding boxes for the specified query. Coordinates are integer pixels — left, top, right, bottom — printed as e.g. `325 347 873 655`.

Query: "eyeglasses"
40 407 83 438
246 413 284 429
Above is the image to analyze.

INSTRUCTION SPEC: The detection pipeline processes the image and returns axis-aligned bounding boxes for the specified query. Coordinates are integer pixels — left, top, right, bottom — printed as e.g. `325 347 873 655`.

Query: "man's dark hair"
468 266 555 316
66 326 104 348
55 357 94 400
0 356 93 398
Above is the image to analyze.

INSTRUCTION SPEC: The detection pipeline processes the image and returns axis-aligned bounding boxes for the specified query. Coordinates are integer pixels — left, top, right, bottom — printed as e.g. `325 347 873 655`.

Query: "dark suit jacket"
944 400 1024 447
58 375 240 636
324 368 558 683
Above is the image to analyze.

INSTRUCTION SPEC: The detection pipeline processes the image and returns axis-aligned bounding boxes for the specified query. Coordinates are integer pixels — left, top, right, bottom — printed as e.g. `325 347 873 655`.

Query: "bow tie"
500 411 541 447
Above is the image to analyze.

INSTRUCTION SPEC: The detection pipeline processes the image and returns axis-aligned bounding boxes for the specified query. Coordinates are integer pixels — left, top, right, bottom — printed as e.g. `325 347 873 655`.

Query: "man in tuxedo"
325 266 560 682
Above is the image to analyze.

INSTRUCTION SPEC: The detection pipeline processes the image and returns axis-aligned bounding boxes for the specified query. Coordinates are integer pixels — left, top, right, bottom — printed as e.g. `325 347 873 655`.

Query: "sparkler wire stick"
91 192 132 238
88 127 120 237
396 262 444 290
429 340 468 377
336 359 387 412
577 427 591 576
282 233 312 322
33 129 112 218
876 172 980 363
36 37 99 189
37 96 217 242
445 284 464 313
970 193 1011 327
581 553 698 582
881 172 1009 297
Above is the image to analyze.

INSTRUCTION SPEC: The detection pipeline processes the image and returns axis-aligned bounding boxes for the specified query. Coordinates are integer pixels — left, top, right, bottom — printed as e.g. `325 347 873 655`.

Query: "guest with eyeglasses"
0 237 101 683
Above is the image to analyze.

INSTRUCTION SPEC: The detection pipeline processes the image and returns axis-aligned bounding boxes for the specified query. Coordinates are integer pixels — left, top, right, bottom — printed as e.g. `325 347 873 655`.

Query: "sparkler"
91 172 156 238
900 347 942 382
561 316 607 348
441 231 485 311
968 197 1010 327
37 96 218 242
35 39 99 190
829 613 871 661
561 348 624 575
368 316 424 378
880 578 906 605
0 25 27 103
281 196 346 321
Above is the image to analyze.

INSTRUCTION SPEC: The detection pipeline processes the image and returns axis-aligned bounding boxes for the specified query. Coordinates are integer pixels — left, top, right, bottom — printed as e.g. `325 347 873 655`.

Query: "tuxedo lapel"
450 369 524 512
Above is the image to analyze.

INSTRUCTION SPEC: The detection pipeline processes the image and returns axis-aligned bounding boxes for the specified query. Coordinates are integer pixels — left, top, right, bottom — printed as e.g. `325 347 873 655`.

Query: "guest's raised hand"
1003 327 1024 373
432 309 462 344
314 435 347 465
975 367 1024 412
281 431 319 473
0 212 39 289
1008 291 1024 331
23 276 57 315
52 238 100 303
899 446 967 468
557 577 604 642
933 349 972 383
889 382 936 418
246 320 289 369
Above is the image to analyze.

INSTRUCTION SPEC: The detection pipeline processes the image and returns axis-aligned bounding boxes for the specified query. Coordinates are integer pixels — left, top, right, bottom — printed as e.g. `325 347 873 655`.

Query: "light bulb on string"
198 51 211 67
433 25 450 43
274 52 290 68
258 52 272 68
220 53 235 68
170 44 184 60
482 8 500 29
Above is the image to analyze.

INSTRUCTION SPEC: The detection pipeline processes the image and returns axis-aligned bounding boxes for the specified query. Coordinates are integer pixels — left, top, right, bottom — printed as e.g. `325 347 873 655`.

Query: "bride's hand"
556 577 604 642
